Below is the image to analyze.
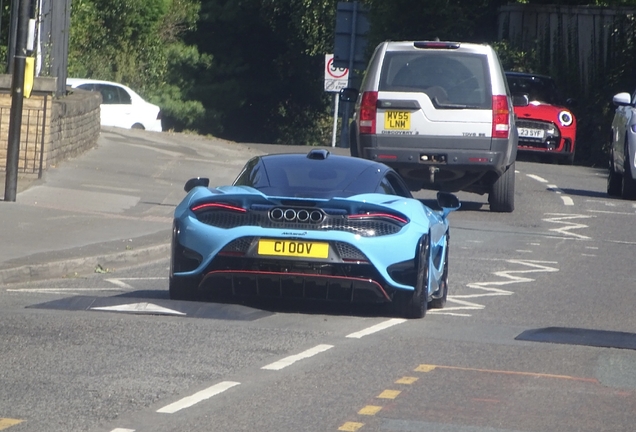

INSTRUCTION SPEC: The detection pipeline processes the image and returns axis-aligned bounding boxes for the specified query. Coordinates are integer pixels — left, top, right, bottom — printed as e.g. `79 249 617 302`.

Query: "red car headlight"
558 110 574 127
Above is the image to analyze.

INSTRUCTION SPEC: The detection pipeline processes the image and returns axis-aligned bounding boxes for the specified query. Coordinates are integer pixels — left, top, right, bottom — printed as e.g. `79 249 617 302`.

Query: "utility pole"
4 0 30 202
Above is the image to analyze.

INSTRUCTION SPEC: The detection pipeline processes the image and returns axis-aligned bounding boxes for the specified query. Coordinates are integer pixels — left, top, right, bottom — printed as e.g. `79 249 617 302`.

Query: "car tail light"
191 202 246 213
359 91 378 134
492 95 510 139
347 212 409 225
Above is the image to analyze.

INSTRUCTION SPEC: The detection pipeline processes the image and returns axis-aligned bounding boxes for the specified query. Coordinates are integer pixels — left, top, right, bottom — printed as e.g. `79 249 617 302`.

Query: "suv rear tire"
488 162 515 212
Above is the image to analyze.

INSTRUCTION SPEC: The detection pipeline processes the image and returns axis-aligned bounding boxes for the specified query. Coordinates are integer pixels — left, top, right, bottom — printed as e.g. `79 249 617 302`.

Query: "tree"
68 0 206 129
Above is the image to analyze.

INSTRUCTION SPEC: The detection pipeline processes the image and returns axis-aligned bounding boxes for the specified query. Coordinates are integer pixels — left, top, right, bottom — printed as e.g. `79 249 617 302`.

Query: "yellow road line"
415 364 598 383
358 405 382 415
395 376 418 384
338 421 364 431
377 389 401 399
0 419 24 430
415 364 437 372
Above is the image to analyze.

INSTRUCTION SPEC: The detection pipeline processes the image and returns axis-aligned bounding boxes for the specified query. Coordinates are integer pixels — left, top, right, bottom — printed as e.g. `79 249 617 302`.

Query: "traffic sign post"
325 54 349 147
333 1 369 148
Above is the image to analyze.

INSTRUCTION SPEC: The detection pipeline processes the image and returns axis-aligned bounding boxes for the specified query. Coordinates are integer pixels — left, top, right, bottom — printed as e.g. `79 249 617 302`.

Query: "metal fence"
0 96 47 176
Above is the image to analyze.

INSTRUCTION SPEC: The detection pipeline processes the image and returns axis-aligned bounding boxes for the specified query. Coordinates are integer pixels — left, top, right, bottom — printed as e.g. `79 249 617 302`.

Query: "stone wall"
0 75 101 176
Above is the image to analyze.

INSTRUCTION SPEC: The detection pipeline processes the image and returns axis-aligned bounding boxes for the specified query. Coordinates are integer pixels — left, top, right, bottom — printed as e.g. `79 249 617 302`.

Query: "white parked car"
66 78 162 132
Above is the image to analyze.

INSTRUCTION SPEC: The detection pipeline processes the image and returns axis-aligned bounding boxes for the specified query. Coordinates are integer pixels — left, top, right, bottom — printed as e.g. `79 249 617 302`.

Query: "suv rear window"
379 52 492 109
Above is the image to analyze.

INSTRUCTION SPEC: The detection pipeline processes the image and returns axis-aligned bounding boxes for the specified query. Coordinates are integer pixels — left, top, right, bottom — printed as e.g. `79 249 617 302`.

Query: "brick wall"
0 75 100 176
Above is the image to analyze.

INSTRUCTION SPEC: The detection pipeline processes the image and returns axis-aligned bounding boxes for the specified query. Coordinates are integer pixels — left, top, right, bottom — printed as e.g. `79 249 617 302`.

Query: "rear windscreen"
379 51 492 109
234 155 377 198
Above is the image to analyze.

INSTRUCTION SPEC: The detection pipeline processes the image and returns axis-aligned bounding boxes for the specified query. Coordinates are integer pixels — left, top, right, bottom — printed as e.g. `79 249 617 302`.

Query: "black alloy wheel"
396 235 430 319
428 235 449 309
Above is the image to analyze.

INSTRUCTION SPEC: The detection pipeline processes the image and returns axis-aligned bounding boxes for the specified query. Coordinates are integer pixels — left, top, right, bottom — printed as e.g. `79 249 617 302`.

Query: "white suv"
340 41 518 212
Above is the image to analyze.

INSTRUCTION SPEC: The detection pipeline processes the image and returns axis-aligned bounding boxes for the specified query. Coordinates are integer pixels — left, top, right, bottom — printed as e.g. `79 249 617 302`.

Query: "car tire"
622 149 636 200
428 235 449 309
349 127 359 158
488 162 515 213
396 235 429 319
169 275 199 301
607 159 622 197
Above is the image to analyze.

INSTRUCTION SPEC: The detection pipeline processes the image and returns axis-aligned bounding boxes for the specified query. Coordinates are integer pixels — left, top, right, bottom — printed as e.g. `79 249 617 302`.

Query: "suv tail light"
492 95 510 139
359 91 378 134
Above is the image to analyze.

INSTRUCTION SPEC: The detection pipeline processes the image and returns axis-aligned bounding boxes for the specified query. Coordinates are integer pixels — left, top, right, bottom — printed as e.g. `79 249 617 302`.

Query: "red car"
506 72 577 164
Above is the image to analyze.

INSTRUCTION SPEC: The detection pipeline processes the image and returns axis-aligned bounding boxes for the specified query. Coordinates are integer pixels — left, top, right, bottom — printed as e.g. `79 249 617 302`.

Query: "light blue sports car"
170 149 460 318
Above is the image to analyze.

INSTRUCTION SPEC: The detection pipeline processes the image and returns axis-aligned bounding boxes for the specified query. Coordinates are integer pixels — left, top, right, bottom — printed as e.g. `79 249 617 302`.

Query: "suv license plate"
518 127 545 139
384 111 411 130
257 239 329 258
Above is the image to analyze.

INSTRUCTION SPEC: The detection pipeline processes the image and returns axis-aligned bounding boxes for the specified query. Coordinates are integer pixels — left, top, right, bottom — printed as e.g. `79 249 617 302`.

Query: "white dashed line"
526 174 549 183
526 174 573 205
346 318 407 339
157 381 240 414
547 185 573 205
110 429 135 432
261 344 333 370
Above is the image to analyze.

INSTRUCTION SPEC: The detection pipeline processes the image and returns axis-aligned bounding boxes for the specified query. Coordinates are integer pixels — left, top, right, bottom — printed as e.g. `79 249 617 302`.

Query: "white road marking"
526 174 548 183
156 381 240 414
430 259 559 316
429 297 485 314
105 279 136 289
543 213 592 239
547 185 574 205
110 429 135 432
346 318 407 339
516 250 533 253
91 302 186 316
6 288 124 294
261 344 333 371
109 277 166 280
588 209 635 215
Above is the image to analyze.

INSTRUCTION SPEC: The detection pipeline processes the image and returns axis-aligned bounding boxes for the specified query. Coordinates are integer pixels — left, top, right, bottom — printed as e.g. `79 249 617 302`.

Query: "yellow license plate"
384 111 410 130
257 239 329 258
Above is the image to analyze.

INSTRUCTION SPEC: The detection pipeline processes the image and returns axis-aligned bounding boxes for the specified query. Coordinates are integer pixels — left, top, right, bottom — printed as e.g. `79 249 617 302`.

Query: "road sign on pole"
324 54 349 92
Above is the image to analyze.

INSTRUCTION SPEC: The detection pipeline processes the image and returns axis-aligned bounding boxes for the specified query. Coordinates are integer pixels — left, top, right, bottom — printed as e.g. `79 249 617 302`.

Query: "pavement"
0 127 347 285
